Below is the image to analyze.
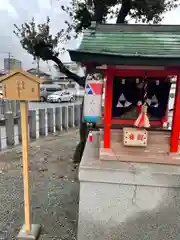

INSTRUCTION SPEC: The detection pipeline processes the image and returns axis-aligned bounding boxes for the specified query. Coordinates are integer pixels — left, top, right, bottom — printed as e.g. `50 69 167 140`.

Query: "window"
46 87 62 92
67 83 75 88
46 88 56 92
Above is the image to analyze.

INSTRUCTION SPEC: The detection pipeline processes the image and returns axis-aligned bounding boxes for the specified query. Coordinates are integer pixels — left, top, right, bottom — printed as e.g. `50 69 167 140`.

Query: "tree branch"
50 55 85 87
116 0 132 23
93 0 108 23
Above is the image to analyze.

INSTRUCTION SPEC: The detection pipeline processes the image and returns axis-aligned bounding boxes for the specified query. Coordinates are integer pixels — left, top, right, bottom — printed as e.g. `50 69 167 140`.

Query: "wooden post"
170 75 180 152
0 70 41 239
20 101 31 232
104 68 113 148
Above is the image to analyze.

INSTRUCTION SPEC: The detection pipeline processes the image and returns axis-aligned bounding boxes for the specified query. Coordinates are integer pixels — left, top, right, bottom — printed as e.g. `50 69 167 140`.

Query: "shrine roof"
0 69 43 84
68 23 180 66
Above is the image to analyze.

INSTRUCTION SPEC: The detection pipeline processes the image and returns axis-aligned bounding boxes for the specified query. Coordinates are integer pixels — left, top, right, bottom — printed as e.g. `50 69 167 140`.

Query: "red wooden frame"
101 115 165 127
170 75 180 152
103 66 180 153
111 119 161 126
110 68 178 78
103 69 113 148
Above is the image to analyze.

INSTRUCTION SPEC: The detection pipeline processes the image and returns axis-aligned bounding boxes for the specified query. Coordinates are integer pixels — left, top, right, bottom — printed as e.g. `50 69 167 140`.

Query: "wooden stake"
20 101 31 232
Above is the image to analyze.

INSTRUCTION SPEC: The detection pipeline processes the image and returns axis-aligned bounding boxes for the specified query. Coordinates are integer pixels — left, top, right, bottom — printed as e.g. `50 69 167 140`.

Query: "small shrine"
69 23 180 240
69 22 180 165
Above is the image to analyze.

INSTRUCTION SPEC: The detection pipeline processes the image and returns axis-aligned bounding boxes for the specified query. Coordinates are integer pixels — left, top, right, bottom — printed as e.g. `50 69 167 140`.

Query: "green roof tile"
75 24 180 58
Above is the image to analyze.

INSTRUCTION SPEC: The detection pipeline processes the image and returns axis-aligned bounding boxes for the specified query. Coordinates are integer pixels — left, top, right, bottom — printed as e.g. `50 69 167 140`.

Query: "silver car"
40 84 62 102
47 91 75 103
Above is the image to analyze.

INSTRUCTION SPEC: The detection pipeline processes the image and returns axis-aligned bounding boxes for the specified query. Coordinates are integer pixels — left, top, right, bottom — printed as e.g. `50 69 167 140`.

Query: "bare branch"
13 17 85 86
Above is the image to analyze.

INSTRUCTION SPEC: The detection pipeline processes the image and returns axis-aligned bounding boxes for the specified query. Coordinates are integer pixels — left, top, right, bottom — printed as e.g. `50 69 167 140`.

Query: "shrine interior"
112 77 172 126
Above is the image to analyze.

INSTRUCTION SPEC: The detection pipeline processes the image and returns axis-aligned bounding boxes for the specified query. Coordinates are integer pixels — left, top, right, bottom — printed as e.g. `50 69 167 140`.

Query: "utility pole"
8 52 11 72
37 57 40 77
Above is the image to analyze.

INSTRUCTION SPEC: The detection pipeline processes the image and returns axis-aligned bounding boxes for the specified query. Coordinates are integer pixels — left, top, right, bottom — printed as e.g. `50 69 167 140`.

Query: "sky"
0 0 180 75
0 0 80 76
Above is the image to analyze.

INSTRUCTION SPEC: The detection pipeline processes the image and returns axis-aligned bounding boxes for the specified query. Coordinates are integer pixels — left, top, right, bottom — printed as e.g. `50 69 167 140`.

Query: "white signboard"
83 77 103 123
123 128 148 147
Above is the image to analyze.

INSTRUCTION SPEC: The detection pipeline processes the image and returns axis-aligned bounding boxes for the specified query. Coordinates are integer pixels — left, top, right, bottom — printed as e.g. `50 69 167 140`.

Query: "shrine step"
99 140 180 165
106 129 171 145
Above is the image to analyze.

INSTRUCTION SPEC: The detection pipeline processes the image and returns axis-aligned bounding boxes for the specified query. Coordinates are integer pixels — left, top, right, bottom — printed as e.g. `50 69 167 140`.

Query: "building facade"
4 58 22 71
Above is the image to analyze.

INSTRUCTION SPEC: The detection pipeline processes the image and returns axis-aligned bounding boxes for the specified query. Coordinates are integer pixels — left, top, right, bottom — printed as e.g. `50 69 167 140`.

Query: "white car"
0 90 6 101
47 91 75 103
0 90 3 99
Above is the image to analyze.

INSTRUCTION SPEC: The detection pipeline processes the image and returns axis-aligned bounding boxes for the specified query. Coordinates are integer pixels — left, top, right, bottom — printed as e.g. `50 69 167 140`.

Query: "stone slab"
17 224 41 240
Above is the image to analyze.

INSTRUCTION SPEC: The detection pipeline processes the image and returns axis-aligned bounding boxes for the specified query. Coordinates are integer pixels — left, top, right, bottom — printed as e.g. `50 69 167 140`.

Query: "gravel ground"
0 129 80 240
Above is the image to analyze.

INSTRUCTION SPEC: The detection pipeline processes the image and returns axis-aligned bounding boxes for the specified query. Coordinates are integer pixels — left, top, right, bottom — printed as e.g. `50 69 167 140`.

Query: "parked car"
40 84 62 102
47 91 75 103
0 90 6 101
0 90 3 100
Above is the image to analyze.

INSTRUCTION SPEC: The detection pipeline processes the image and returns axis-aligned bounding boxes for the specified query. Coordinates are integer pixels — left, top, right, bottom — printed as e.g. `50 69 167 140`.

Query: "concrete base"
17 224 41 240
78 131 180 240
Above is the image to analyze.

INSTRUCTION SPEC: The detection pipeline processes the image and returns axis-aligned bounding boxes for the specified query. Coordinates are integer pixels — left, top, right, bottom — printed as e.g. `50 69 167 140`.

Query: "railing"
0 102 81 150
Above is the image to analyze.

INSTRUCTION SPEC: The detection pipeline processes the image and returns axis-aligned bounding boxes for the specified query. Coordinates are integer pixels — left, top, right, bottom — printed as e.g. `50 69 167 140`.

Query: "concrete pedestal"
78 131 180 240
17 224 41 239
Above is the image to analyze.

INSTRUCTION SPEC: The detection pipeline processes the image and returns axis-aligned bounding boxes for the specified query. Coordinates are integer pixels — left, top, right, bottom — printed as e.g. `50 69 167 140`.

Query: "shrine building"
68 22 180 240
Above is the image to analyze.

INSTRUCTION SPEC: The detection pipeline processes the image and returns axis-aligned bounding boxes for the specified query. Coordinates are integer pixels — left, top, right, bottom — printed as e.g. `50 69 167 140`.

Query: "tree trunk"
49 56 88 163
50 55 85 87
73 99 89 163
116 0 132 23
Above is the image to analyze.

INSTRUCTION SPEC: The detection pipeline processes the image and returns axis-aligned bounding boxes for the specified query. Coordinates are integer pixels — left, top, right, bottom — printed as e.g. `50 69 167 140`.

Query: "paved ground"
0 129 80 240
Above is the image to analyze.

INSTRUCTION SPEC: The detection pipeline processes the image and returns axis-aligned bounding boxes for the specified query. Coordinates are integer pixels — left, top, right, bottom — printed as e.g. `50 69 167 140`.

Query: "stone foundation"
100 129 180 164
78 131 180 240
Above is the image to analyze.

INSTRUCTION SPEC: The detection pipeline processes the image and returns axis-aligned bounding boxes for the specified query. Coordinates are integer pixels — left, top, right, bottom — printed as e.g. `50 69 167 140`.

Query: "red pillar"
170 75 180 152
104 68 113 148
